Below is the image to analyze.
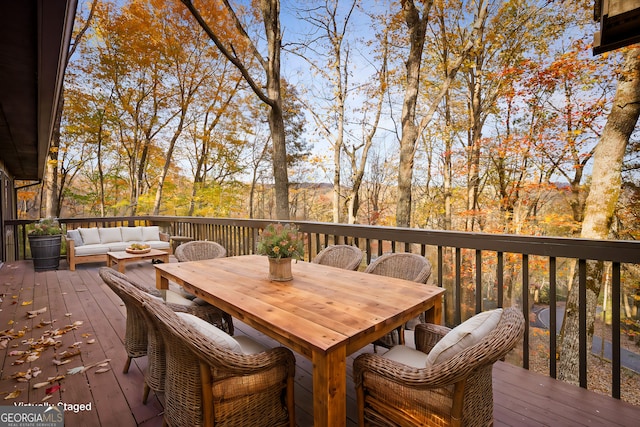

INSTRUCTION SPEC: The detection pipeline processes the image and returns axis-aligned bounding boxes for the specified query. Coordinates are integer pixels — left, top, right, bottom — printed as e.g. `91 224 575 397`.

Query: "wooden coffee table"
107 249 169 273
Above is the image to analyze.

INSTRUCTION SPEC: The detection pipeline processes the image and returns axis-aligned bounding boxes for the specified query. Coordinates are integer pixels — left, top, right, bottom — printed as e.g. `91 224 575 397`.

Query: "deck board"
0 259 638 426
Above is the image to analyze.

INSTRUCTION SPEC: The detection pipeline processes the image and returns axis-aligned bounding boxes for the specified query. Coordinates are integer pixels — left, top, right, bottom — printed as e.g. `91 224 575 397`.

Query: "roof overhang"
0 0 77 180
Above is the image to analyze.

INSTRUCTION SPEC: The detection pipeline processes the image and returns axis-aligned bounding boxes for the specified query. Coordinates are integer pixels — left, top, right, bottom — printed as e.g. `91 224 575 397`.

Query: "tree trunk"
396 0 428 228
558 47 640 384
261 0 289 220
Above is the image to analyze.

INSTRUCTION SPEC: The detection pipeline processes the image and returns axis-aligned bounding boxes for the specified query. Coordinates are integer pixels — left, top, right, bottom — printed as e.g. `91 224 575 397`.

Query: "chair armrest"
414 323 451 353
160 232 170 242
65 237 75 251
353 346 487 391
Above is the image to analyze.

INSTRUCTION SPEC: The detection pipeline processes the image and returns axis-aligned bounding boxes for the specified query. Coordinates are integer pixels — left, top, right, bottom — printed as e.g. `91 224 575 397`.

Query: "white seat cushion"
176 312 242 353
426 308 503 365
165 290 196 307
79 228 101 245
382 345 429 368
235 336 268 354
75 244 111 256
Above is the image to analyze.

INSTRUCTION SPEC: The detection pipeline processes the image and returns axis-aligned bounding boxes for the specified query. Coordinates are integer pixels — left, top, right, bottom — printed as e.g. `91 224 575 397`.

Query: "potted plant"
28 218 63 271
257 223 304 281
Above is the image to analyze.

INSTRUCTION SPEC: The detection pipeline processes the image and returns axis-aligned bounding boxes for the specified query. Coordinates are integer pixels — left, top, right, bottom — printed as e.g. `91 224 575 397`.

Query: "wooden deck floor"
0 258 638 426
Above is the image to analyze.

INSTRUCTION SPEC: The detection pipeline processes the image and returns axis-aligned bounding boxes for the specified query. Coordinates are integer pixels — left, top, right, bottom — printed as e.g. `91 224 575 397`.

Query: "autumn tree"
42 0 98 218
393 0 488 228
558 46 640 385
180 0 291 220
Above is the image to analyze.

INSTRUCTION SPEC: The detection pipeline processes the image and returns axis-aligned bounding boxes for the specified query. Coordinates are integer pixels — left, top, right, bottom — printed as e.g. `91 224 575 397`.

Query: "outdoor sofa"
66 225 170 271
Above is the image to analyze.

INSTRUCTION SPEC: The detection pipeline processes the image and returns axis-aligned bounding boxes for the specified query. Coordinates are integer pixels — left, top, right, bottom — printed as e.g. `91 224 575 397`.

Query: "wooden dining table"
155 254 444 427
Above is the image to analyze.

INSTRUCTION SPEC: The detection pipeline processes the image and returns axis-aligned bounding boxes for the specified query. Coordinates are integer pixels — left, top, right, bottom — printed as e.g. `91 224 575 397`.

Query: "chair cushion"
165 290 196 307
67 229 83 247
99 227 122 244
141 226 160 241
121 226 143 242
79 228 101 245
176 312 242 353
426 308 503 365
383 345 429 369
235 336 268 354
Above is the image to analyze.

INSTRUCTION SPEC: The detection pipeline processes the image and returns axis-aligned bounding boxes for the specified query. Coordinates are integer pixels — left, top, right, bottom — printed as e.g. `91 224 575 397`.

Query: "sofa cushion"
107 242 129 252
99 227 122 244
141 226 160 241
143 241 170 251
176 312 242 353
121 227 143 242
78 228 101 245
427 308 503 365
67 229 83 247
75 244 111 256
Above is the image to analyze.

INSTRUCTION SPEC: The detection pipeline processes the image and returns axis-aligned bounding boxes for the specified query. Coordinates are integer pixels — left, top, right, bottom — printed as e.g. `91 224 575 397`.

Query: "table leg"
312 346 346 426
155 270 169 300
424 293 443 325
118 261 126 273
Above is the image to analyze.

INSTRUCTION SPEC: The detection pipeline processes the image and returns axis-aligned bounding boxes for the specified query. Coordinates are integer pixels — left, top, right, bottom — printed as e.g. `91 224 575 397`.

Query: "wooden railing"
4 215 640 400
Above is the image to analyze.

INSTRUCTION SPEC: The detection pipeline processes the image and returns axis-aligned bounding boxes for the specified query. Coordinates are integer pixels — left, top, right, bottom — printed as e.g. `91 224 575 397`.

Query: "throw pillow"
99 227 122 244
121 227 143 242
141 226 160 241
66 229 83 247
78 228 100 245
426 308 503 365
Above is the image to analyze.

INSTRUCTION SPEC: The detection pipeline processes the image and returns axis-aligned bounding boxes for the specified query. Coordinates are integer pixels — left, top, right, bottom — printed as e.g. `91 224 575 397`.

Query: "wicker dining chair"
174 240 226 262
353 307 525 427
311 244 364 271
172 240 234 333
141 284 297 427
98 267 233 403
363 253 432 348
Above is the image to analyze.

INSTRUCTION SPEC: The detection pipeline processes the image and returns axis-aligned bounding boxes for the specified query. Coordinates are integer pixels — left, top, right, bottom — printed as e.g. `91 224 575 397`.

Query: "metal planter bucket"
28 235 61 271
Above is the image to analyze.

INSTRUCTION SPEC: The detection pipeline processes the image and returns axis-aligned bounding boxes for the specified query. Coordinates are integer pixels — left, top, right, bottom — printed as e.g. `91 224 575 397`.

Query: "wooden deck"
0 258 638 426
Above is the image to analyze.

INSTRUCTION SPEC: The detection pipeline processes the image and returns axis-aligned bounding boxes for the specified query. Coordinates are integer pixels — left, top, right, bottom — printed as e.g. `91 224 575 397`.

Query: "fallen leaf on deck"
4 390 21 399
81 333 91 338
95 368 110 374
52 359 71 366
72 321 83 327
7 320 14 325
21 300 33 306
87 339 96 344
27 307 47 318
36 320 54 328
57 349 81 360
97 362 109 367
45 385 61 395
66 366 84 375
69 342 82 348
41 394 53 402
64 313 72 317
33 381 50 389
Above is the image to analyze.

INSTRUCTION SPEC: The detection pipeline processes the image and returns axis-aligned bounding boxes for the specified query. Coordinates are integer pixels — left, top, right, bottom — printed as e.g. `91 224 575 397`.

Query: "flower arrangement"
257 223 304 260
28 218 62 236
